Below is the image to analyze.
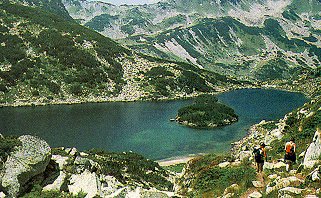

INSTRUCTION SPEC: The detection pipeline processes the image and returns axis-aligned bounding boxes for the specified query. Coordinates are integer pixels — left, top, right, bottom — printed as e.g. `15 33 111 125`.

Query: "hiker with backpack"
253 142 267 173
284 138 296 172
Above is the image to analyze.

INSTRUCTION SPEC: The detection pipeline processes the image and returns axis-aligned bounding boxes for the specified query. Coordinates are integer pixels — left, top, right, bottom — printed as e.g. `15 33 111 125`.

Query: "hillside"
0 95 320 197
1 0 320 197
120 16 321 82
62 0 321 84
176 94 321 197
10 0 73 20
0 1 243 106
62 0 306 39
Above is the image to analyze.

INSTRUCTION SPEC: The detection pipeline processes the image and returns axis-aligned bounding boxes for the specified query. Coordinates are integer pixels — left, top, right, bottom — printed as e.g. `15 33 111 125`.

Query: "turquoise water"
0 89 308 160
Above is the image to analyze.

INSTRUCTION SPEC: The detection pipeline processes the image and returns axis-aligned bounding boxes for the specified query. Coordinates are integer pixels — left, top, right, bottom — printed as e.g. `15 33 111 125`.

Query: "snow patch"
165 38 201 67
229 27 243 47
228 0 291 26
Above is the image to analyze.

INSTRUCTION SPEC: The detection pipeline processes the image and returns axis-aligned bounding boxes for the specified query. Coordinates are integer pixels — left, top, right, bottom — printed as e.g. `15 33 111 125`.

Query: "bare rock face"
278 187 305 197
68 169 101 198
266 176 304 195
263 162 286 171
0 135 51 197
304 128 321 169
248 191 262 198
239 151 252 162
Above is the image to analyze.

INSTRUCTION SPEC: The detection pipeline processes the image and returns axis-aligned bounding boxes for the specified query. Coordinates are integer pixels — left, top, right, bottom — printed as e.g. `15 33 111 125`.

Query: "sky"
95 0 161 5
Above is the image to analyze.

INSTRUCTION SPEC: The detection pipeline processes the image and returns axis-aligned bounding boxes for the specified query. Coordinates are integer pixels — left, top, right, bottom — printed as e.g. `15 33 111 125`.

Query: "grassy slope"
0 2 243 105
0 2 130 103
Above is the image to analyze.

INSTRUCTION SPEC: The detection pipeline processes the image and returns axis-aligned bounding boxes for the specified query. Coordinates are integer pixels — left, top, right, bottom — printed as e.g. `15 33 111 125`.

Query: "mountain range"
1 0 321 197
1 0 321 105
63 0 321 83
0 0 242 106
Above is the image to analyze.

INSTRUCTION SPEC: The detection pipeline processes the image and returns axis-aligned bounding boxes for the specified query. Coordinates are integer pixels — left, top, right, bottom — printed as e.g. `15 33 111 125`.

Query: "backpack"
253 147 263 162
285 142 294 154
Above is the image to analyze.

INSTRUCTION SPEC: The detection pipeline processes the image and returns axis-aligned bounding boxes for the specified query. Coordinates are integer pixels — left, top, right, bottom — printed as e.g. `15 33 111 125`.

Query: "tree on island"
176 94 238 129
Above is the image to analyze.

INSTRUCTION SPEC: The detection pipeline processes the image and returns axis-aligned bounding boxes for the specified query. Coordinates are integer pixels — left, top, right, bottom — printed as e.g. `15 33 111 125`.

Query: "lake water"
0 89 308 160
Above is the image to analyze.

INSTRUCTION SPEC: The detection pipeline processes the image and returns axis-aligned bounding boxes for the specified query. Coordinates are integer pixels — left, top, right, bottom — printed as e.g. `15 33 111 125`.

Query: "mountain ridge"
0 1 243 106
62 0 321 85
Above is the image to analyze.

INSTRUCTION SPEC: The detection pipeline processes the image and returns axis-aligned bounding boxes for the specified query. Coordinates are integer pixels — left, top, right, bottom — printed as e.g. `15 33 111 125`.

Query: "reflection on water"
0 89 308 160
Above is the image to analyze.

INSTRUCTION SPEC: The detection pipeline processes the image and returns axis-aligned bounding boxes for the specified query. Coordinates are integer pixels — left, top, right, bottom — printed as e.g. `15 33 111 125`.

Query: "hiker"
253 142 267 173
284 138 296 172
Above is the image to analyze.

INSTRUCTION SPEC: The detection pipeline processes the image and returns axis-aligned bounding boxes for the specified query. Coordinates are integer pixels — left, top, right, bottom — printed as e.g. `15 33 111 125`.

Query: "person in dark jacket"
253 142 267 173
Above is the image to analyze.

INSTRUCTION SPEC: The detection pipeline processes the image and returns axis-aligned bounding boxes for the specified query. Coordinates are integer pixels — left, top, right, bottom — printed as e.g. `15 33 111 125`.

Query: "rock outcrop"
0 135 51 197
0 136 176 198
42 148 175 198
248 191 263 198
278 187 305 197
68 170 101 198
304 128 321 169
266 176 304 195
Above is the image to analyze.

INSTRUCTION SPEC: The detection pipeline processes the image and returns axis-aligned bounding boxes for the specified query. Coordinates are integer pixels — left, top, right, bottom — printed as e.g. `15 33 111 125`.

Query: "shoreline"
0 85 308 108
156 153 206 166
0 91 217 108
0 86 235 108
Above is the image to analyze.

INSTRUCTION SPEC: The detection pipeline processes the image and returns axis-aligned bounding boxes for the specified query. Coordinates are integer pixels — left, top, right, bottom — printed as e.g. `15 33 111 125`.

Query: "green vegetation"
11 0 73 20
282 9 300 21
86 149 173 191
163 163 185 173
262 18 321 61
140 61 235 99
21 184 86 198
85 14 118 32
268 97 321 160
51 148 69 156
120 7 152 35
120 13 321 82
0 2 243 105
179 154 256 197
303 35 318 43
176 94 238 128
255 57 295 81
0 2 129 103
261 122 278 131
156 14 187 29
0 135 21 167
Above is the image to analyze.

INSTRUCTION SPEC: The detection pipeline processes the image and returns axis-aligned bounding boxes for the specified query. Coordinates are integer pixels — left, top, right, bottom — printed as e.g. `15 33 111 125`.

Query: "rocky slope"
0 135 177 197
62 0 321 83
0 1 245 107
1 101 319 197
175 95 321 197
62 0 303 39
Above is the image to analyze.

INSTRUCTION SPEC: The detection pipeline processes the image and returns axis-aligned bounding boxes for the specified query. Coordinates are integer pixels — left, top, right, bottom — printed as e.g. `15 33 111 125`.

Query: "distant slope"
120 16 321 81
62 0 321 84
10 0 73 20
63 0 321 39
0 2 242 106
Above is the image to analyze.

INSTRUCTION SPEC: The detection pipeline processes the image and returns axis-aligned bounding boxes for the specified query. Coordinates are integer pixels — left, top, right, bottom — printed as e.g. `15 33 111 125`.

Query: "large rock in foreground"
0 135 51 197
304 128 321 168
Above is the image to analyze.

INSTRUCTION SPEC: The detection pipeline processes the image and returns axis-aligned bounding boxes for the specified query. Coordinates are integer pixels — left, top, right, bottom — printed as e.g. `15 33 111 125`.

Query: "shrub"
177 94 238 128
192 165 256 196
181 154 256 197
69 83 83 96
0 135 22 164
86 149 173 191
21 184 86 198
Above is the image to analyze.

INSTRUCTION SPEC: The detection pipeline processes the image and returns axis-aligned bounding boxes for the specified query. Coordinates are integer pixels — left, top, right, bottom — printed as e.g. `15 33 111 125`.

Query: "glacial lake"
0 89 308 160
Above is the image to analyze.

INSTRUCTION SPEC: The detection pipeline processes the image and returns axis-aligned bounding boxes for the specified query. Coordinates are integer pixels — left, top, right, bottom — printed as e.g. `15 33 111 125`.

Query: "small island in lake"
175 94 238 129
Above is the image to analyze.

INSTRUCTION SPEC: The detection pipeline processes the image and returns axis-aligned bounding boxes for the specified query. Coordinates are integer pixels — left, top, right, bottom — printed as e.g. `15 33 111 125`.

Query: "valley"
0 0 321 197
